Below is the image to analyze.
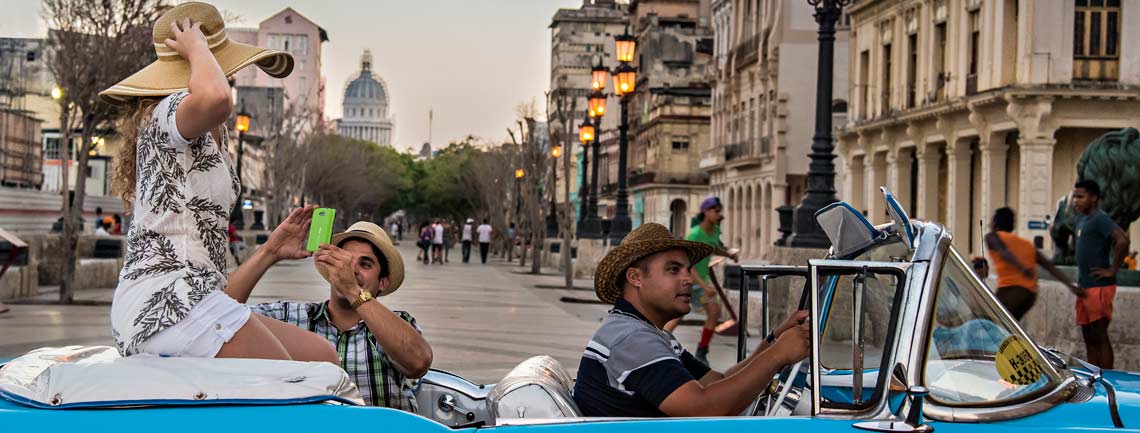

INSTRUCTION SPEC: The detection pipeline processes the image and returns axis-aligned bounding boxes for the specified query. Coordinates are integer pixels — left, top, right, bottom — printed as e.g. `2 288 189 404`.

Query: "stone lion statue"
1050 127 1140 265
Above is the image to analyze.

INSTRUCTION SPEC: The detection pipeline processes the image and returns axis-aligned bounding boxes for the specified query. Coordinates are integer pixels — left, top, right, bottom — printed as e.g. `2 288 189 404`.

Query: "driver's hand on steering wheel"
772 321 811 365
773 310 809 337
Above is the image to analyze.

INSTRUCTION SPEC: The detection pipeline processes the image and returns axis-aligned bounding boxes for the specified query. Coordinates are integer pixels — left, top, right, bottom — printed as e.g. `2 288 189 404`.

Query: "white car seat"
487 355 581 419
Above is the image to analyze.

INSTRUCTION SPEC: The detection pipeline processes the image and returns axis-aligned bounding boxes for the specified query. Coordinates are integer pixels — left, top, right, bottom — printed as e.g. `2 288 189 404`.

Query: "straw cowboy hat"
594 223 714 304
99 2 293 105
331 222 405 296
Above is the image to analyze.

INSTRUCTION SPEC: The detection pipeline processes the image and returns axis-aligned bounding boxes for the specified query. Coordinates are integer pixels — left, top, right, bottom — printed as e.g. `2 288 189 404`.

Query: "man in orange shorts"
1072 180 1130 369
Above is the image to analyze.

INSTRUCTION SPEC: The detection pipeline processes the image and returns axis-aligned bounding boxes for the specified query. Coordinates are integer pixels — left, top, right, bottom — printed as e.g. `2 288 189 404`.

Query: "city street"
0 241 751 383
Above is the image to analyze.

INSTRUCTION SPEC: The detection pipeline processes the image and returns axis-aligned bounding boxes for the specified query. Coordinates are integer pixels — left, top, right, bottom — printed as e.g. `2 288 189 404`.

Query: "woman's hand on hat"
263 205 316 262
164 17 210 60
315 244 360 299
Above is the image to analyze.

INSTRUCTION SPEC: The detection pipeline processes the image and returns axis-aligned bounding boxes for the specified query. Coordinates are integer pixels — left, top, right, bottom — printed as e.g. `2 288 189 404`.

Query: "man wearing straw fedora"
573 223 810 417
247 222 433 411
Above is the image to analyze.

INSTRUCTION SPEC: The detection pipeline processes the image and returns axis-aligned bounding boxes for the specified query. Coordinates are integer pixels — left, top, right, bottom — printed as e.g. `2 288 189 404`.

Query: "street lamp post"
581 91 608 239
546 145 562 237
786 0 850 248
577 118 595 231
515 168 525 220
233 103 251 230
608 29 637 245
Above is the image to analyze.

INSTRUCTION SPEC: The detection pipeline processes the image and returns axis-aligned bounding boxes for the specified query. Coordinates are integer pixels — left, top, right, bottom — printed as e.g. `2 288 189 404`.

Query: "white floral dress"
111 91 240 356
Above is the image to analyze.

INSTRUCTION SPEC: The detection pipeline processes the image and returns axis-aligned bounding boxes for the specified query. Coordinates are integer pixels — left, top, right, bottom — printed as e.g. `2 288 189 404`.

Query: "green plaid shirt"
253 300 421 411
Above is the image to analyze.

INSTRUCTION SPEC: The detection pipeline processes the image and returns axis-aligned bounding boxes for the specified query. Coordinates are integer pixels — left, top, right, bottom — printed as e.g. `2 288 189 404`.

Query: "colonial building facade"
548 0 628 224
230 8 328 126
620 0 715 239
838 0 1140 255
703 0 849 259
338 50 395 147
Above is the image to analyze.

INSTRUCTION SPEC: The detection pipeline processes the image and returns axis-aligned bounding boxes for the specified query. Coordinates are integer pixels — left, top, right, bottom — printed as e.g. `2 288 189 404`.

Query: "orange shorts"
1076 285 1116 326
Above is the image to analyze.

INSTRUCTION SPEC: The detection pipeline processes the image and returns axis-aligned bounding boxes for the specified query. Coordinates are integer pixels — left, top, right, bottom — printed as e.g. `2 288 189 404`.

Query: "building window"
966 10 980 95
907 33 918 108
1074 0 1121 80
859 50 870 119
832 99 848 113
882 43 892 114
44 137 62 160
284 15 292 24
672 141 690 152
933 22 947 101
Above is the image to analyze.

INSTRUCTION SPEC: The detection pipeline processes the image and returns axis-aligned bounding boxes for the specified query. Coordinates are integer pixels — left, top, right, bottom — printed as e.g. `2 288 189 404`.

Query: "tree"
43 0 165 303
262 102 315 227
548 88 577 290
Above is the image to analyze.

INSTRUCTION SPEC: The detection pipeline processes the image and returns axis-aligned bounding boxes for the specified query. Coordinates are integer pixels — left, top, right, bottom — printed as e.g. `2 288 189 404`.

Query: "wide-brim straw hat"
99 2 293 105
594 223 714 304
331 222 405 296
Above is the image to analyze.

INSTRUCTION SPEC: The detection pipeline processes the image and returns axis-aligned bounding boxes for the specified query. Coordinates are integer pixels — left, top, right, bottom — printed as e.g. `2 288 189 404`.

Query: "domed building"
339 50 394 146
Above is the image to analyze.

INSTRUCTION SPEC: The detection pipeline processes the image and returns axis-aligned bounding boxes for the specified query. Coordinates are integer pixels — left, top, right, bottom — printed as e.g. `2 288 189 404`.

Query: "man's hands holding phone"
314 244 361 300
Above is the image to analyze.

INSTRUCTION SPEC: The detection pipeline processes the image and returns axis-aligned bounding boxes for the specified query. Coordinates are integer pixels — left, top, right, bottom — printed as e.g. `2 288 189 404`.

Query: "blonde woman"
101 3 336 363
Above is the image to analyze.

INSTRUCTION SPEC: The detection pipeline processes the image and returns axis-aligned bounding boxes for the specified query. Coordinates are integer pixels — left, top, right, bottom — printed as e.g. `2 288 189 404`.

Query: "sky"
2 0 584 152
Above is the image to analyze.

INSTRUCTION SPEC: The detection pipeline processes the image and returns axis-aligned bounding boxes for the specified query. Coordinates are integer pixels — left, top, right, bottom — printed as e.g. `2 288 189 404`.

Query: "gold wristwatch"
350 288 374 309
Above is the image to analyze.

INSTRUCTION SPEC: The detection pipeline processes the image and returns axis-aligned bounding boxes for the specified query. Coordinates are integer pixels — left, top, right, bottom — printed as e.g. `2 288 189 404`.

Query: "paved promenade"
0 241 751 383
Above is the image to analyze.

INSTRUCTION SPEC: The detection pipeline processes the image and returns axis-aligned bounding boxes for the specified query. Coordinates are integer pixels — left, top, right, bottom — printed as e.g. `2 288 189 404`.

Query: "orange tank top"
988 231 1038 291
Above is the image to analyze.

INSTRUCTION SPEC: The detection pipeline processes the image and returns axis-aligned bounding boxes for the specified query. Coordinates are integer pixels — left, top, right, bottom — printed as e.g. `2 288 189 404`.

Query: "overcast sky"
3 0 584 152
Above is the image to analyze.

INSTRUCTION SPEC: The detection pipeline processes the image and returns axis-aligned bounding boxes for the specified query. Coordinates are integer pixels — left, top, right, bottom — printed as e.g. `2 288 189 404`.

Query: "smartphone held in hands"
306 208 336 252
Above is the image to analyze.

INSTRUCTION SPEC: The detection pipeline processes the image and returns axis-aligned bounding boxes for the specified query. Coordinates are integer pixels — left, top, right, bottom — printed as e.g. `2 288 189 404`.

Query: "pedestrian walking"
1071 180 1129 369
461 218 474 263
664 196 739 365
100 2 336 362
443 220 455 263
228 222 244 265
390 222 399 240
432 219 445 264
418 221 432 264
984 207 1080 321
477 219 493 264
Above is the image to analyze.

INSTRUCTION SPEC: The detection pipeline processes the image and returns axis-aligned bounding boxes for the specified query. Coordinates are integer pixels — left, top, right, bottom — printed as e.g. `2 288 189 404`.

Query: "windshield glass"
923 250 1060 405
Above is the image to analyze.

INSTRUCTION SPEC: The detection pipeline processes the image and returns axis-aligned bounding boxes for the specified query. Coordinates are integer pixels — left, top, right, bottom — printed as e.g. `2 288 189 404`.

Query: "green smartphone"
306 208 336 252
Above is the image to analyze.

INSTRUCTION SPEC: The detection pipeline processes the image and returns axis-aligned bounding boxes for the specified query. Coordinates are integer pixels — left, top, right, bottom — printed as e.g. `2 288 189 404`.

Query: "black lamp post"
577 117 594 231
515 168 525 219
232 102 251 230
786 0 850 248
581 90 608 239
608 28 637 245
546 144 562 237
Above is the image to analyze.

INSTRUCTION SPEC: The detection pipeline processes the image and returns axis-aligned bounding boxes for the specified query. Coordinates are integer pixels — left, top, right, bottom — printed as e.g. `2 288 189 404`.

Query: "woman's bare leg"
252 313 339 364
215 312 291 360
216 313 338 365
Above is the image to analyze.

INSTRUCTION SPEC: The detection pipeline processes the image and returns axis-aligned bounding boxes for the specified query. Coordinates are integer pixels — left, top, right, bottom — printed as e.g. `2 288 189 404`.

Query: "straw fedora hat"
99 2 293 105
331 222 405 296
594 223 714 304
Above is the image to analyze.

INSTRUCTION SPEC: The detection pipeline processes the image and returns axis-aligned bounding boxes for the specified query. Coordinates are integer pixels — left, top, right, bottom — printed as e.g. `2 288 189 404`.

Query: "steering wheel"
763 358 809 417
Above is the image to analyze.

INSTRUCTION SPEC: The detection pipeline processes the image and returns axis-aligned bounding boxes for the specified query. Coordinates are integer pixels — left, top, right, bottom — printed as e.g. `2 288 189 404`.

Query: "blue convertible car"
3 189 1138 432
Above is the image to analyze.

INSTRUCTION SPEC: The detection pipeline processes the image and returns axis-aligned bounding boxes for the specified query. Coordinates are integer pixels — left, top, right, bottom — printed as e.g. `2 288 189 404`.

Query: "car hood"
1099 369 1140 426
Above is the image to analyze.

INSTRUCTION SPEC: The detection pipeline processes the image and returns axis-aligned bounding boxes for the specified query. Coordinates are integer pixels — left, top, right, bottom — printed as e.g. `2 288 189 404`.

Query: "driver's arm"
659 323 809 417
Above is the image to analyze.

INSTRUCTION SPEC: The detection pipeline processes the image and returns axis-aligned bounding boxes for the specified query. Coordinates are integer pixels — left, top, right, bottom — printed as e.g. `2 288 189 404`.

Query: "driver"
573 223 811 417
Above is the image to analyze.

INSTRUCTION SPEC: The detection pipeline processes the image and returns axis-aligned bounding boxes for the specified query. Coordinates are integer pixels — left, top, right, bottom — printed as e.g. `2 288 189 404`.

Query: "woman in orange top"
984 207 1082 320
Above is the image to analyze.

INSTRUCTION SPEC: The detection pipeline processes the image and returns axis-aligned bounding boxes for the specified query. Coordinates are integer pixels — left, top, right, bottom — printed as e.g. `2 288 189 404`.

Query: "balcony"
629 171 709 188
732 35 760 70
724 139 766 166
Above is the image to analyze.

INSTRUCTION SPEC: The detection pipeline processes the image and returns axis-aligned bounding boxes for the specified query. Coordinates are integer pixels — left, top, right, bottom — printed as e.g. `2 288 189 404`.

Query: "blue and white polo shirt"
573 299 711 417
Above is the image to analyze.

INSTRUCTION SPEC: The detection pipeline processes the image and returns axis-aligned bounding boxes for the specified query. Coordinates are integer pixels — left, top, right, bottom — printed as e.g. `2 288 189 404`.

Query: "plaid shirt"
252 300 421 411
